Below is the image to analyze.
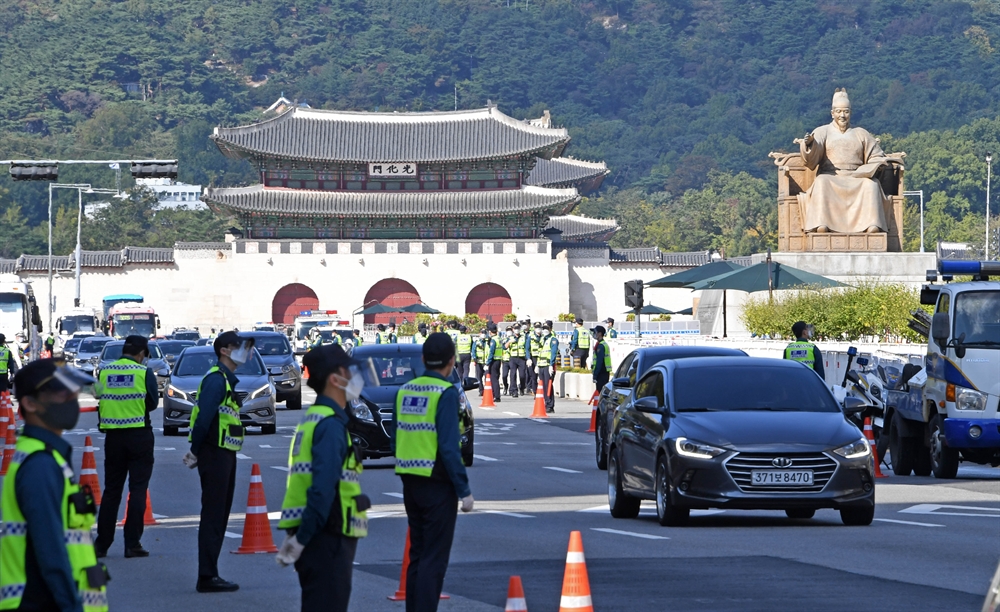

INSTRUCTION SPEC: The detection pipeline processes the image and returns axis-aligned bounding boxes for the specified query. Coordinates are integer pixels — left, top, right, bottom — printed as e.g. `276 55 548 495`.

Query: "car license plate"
750 470 813 485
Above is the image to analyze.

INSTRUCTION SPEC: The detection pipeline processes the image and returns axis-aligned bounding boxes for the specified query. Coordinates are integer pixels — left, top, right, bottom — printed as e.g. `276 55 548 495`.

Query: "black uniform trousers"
489 360 502 402
595 371 610 394
538 365 555 412
196 443 237 578
573 348 590 369
509 356 526 395
500 360 510 394
401 476 458 612
295 530 358 612
526 363 537 394
457 354 471 382
475 362 485 396
96 427 154 551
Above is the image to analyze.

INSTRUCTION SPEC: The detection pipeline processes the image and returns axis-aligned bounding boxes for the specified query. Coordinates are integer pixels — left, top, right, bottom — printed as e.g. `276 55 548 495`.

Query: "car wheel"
608 448 640 519
655 455 688 526
890 411 915 476
285 391 302 411
595 418 608 470
929 415 958 479
163 426 180 437
785 509 816 519
840 506 874 526
261 424 276 435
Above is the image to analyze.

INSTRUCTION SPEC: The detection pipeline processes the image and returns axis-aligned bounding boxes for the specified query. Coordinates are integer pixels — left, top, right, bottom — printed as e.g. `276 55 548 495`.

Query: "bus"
107 303 160 339
56 307 100 337
0 274 42 364
102 294 144 324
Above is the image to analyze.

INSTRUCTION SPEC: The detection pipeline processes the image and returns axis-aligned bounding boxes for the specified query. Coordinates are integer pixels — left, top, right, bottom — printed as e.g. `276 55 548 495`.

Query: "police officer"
395 333 473 612
182 331 253 593
500 326 512 396
592 326 612 393
94 335 158 559
352 329 364 346
455 325 472 382
783 321 826 379
526 323 541 393
538 322 559 413
603 318 618 339
413 323 428 345
445 320 460 344
3 359 108 611
276 344 375 612
472 329 488 397
486 325 501 403
0 333 18 394
570 317 591 368
507 325 525 397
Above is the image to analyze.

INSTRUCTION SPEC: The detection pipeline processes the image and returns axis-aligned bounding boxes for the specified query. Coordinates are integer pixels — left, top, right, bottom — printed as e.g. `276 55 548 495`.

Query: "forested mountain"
2 0 1000 256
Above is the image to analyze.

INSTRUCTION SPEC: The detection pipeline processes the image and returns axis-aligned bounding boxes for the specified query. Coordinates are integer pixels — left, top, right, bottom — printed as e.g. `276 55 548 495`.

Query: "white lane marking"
503 412 520 416
474 454 500 462
543 466 582 474
152 513 168 519
483 510 534 518
540 442 590 446
271 466 290 472
900 504 1000 518
267 512 281 520
479 407 495 411
236 453 251 460
369 511 404 519
529 418 549 423
259 444 274 448
578 505 609 513
502 442 517 445
591 527 668 540
281 435 294 438
690 510 726 516
224 531 242 539
874 518 944 528
383 492 404 499
153 447 174 451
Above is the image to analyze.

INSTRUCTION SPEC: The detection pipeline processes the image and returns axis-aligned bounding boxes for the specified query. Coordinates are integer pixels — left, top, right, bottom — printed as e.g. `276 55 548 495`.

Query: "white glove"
526 359 533 368
276 534 305 567
182 451 198 469
460 495 474 513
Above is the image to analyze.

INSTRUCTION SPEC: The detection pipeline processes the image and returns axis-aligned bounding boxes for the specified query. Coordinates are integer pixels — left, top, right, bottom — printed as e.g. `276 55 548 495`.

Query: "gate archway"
272 283 319 324
465 283 512 320
363 278 420 325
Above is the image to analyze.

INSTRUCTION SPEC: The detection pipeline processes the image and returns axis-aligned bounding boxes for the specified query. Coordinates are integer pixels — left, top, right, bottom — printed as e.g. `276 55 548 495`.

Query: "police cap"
423 332 455 369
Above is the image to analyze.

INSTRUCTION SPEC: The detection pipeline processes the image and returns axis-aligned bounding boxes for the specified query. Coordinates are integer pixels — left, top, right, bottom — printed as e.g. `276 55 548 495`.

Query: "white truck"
292 311 350 355
884 259 1000 478
0 275 43 364
56 307 101 348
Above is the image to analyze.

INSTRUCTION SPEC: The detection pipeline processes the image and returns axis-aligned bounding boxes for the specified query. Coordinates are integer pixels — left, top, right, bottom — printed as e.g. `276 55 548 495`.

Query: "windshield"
295 320 330 340
172 332 200 341
111 314 156 338
954 291 1000 348
59 315 96 335
64 338 82 351
0 293 27 334
674 366 840 412
174 351 266 377
254 336 291 356
157 341 194 355
78 337 112 353
101 342 163 361
368 354 425 386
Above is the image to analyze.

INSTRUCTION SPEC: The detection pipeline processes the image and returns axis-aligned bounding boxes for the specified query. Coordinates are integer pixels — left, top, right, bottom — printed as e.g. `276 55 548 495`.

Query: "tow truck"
292 311 350 354
107 303 161 339
884 259 1000 478
0 275 42 363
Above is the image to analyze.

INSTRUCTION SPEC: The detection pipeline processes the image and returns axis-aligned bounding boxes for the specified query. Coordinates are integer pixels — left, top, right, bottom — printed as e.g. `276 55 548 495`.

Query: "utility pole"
987 153 992 260
903 190 925 252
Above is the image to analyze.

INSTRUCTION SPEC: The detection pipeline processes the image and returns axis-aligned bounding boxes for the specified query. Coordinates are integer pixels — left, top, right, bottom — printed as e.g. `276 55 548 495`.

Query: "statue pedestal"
772 152 904 253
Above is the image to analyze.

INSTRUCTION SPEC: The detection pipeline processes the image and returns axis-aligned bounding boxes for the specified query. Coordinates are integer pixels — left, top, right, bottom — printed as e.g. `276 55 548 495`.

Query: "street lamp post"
903 190 925 253
75 188 117 307
987 153 992 260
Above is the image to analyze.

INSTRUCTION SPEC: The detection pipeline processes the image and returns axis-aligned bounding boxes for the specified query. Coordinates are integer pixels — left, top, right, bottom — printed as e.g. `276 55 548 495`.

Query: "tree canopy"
2 0 999 254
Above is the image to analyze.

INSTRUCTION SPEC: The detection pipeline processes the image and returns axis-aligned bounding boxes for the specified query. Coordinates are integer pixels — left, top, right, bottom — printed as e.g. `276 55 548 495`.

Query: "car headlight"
955 386 988 411
674 437 726 460
166 385 189 401
249 384 272 400
833 438 871 459
349 398 374 421
282 364 295 374
156 367 170 377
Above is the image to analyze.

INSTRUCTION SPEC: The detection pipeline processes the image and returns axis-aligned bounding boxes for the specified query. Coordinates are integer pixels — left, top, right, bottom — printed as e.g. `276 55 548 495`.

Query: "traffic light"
130 162 178 179
624 279 644 309
9 162 58 181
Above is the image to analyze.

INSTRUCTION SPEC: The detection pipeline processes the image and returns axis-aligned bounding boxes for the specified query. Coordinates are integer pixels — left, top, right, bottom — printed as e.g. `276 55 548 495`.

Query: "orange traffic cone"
0 403 15 476
586 390 599 433
530 378 548 418
118 490 159 526
559 531 593 612
480 373 496 408
863 417 887 479
302 365 309 381
388 528 449 601
232 463 279 553
505 575 528 612
79 436 102 505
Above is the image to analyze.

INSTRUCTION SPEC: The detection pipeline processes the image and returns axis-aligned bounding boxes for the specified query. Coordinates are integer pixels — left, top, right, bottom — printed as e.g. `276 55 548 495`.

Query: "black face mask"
37 397 81 431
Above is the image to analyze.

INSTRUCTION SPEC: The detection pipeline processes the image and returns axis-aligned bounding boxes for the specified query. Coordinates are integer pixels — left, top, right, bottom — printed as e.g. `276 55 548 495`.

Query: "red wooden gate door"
363 278 420 325
465 283 512 320
272 283 319 324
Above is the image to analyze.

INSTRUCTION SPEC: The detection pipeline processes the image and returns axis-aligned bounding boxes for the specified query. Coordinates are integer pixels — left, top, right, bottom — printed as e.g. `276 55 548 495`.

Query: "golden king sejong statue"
793 88 903 234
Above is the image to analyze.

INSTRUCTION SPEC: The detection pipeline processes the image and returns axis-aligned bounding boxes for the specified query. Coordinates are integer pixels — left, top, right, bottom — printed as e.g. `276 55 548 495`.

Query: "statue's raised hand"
794 132 814 147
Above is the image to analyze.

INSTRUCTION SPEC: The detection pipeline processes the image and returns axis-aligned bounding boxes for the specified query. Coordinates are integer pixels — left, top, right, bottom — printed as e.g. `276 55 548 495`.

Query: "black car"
348 344 476 465
608 357 875 527
240 331 302 410
595 346 747 470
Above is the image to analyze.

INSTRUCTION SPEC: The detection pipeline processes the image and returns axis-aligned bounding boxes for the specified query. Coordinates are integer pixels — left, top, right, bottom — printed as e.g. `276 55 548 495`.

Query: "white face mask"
229 344 250 365
334 371 365 402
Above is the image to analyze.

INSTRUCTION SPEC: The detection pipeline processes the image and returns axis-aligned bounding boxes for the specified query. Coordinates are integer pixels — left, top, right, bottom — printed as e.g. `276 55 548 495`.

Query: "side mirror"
462 377 479 391
634 396 664 414
842 396 868 415
931 312 950 348
611 376 630 388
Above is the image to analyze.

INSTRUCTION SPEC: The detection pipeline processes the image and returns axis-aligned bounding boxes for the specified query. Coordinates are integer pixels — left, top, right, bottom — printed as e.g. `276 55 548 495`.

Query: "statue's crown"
832 88 850 108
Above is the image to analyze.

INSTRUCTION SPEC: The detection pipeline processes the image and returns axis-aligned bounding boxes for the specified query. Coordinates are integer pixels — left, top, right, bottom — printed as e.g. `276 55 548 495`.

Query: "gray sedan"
162 346 276 436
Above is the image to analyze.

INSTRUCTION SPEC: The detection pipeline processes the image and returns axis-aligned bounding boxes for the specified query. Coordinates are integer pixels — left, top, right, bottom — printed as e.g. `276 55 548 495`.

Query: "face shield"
228 338 255 366
50 363 97 393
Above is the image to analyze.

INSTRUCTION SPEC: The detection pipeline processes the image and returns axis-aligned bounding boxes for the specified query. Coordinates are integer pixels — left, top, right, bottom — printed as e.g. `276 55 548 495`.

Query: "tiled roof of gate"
17 255 70 271
212 106 570 163
174 242 231 251
609 248 712 267
124 247 175 263
659 251 712 267
202 185 580 217
526 157 609 188
609 247 663 264
0 259 16 274
545 215 618 239
68 251 123 268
